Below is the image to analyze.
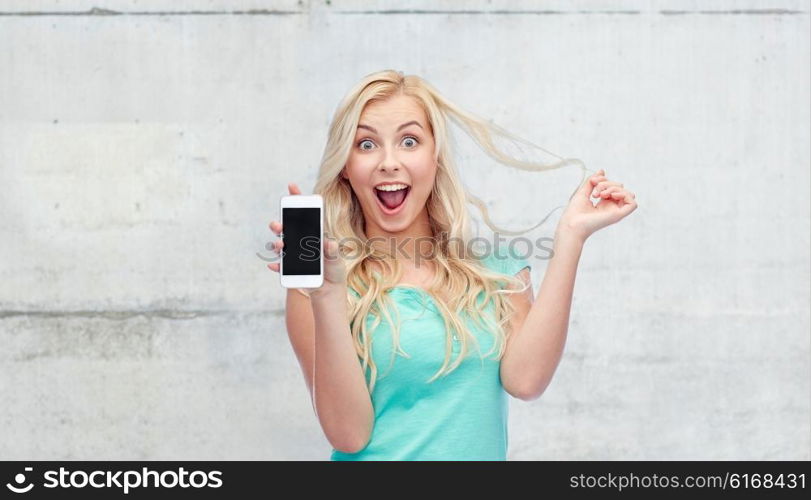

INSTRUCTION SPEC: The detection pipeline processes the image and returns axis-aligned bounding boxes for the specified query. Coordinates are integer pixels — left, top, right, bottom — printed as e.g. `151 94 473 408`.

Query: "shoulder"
477 249 531 277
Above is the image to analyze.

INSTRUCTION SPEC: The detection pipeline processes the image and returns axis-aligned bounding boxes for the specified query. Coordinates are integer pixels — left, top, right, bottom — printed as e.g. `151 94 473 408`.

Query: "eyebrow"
356 120 424 135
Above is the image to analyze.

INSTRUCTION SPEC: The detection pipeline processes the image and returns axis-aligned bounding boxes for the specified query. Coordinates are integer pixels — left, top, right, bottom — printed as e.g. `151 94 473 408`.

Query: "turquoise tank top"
330 251 531 461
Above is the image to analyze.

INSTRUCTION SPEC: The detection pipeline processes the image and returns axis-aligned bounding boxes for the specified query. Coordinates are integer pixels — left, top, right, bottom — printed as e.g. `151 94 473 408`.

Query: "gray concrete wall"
1 0 808 460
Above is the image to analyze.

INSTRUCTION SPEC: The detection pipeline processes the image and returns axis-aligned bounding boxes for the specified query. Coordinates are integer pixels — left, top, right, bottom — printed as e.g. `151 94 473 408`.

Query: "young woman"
266 70 637 460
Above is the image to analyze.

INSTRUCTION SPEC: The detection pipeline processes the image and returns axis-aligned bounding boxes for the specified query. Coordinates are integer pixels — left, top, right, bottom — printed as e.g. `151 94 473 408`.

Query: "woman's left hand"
557 169 638 242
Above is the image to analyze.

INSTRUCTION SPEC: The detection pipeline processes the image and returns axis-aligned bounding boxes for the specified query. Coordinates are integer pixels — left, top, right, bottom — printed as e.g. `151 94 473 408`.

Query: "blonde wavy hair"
309 69 587 394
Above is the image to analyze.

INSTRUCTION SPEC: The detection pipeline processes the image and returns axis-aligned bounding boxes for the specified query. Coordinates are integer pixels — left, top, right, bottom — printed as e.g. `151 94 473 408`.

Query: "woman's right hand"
267 183 347 297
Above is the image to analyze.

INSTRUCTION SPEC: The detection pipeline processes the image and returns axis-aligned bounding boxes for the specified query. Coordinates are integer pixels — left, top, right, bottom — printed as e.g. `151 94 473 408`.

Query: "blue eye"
356 136 419 151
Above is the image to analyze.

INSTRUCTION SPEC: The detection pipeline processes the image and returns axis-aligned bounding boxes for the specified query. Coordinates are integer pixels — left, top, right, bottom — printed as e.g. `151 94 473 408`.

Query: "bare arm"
285 280 374 454
309 285 374 452
500 168 637 401
271 182 374 454
500 229 584 401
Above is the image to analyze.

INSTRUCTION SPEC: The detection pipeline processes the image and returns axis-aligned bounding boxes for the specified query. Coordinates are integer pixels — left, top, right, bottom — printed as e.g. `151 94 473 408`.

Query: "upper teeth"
375 183 408 192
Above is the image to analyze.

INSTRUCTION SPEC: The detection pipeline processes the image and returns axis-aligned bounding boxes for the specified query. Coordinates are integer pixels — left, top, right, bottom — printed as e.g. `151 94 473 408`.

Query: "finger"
581 171 606 197
273 239 284 253
609 190 630 205
269 220 282 235
324 238 337 259
267 262 280 273
620 199 638 214
590 179 607 197
589 176 607 193
593 182 623 197
590 174 607 186
600 186 623 198
288 183 302 195
622 190 636 202
593 181 623 196
611 190 634 204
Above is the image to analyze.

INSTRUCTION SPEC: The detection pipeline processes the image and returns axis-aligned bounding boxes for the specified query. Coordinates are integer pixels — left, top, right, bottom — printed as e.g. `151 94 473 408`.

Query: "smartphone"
279 194 324 288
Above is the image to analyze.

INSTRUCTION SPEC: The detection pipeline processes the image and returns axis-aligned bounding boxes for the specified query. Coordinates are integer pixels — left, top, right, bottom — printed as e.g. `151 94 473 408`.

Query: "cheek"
350 148 382 166
343 161 371 185
414 163 438 190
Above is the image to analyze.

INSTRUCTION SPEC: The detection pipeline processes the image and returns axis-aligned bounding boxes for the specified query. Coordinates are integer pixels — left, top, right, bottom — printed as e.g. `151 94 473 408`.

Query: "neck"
365 208 436 266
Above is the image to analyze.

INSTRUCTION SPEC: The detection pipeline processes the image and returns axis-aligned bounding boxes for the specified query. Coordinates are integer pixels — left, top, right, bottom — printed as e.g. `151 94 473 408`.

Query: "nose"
378 147 400 172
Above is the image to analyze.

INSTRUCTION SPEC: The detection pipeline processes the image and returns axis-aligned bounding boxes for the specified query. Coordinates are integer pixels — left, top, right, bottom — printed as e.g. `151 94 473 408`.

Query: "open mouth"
374 183 411 214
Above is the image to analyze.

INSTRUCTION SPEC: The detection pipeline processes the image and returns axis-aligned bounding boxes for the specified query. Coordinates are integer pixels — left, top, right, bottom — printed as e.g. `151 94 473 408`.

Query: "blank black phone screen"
282 207 321 275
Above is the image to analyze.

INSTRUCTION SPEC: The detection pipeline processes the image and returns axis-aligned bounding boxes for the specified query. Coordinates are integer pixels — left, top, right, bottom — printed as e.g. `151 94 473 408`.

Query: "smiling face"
342 94 438 237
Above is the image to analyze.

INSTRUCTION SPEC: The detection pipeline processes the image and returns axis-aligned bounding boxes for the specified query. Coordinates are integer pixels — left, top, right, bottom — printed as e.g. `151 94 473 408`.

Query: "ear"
340 167 349 180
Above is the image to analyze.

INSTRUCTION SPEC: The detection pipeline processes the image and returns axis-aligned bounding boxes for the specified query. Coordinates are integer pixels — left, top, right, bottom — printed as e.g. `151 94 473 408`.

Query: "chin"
375 215 413 234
